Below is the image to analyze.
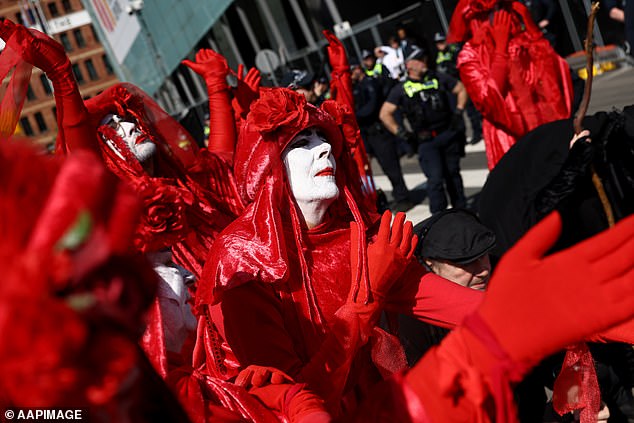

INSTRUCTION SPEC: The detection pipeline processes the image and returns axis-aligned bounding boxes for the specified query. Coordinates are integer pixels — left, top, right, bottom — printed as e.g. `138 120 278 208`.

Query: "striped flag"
92 0 117 33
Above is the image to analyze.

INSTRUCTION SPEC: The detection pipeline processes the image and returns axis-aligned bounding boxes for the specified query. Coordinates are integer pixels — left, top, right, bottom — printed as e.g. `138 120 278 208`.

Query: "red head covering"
199 89 377 330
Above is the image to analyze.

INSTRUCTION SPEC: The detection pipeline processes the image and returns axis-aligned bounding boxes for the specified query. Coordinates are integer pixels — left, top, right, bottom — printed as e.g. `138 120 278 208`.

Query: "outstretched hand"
182 48 229 78
323 29 349 72
350 211 417 303
491 10 513 53
232 64 261 119
0 20 69 76
477 211 634 367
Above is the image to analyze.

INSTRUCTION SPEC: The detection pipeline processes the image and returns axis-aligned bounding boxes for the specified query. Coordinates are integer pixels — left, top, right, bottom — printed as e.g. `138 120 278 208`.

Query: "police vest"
401 74 452 131
436 51 453 65
364 63 383 77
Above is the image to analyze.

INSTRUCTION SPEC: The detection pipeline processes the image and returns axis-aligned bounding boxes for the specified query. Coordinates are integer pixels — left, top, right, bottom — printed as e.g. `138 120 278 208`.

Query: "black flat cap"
416 209 496 264
405 47 427 62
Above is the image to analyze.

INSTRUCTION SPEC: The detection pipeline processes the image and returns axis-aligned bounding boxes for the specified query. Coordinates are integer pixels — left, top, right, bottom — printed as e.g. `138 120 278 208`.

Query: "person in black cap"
380 47 468 215
398 208 495 365
416 208 495 290
280 69 318 104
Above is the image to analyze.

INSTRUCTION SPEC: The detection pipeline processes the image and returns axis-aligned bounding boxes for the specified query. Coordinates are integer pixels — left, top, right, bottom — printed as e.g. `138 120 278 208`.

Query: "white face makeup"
282 128 339 227
102 114 157 164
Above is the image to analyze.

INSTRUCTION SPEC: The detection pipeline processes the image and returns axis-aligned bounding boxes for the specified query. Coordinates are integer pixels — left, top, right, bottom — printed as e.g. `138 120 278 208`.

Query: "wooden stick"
573 2 615 227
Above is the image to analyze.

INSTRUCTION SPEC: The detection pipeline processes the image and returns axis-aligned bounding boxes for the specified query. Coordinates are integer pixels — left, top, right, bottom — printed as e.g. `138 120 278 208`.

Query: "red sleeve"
206 85 237 160
221 281 378 411
384 262 484 329
457 44 526 138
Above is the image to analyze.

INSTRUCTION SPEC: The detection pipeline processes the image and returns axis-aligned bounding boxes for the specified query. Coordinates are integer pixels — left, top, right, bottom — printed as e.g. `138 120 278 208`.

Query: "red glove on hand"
350 211 417 304
231 64 261 120
235 365 294 390
182 49 229 94
0 20 94 152
491 10 513 53
323 30 349 73
184 49 236 156
477 211 634 369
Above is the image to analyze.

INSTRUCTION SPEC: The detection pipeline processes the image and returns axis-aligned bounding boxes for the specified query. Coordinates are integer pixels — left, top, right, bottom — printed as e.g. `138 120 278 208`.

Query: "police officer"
434 32 460 78
361 49 396 98
380 48 468 215
351 61 412 211
434 32 483 144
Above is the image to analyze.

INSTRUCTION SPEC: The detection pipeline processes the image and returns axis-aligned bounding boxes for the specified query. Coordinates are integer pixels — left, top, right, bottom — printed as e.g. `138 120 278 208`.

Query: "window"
85 59 99 80
102 54 114 75
73 29 85 48
40 74 53 95
62 0 72 13
60 33 72 51
34 112 48 132
48 2 59 18
20 117 34 136
26 84 36 101
72 63 85 84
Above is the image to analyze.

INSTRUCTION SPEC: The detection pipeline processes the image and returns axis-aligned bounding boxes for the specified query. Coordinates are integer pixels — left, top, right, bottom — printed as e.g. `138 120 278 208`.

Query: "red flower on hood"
249 88 310 135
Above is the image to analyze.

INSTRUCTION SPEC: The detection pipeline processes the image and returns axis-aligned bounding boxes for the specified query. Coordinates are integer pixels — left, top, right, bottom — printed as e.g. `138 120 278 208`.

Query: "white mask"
282 128 339 204
102 113 157 164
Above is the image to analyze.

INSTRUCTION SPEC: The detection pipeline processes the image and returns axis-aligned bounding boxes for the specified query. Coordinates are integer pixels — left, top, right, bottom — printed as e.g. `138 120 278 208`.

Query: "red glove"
477 211 634 369
323 30 354 109
0 20 95 153
235 365 294 390
349 211 417 304
231 64 261 121
183 49 236 157
491 10 512 53
322 30 349 72
182 49 229 93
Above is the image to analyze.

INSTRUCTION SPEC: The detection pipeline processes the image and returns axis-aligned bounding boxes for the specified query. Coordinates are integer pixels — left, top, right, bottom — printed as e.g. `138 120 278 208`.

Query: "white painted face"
282 128 339 205
102 113 157 163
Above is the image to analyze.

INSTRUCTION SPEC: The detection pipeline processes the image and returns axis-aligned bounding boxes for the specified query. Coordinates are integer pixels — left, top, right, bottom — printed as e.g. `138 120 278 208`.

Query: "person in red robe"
448 0 574 169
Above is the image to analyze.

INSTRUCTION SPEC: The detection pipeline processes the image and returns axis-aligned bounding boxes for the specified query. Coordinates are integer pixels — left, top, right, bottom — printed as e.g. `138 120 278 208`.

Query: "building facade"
0 0 118 147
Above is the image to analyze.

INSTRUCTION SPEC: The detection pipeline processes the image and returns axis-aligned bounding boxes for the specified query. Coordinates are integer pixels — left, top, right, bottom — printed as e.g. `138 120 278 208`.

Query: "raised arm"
0 20 96 154
183 49 236 159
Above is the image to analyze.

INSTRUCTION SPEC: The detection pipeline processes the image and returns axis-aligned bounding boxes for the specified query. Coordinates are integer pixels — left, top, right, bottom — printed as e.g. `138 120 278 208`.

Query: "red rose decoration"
249 88 309 134
132 177 194 253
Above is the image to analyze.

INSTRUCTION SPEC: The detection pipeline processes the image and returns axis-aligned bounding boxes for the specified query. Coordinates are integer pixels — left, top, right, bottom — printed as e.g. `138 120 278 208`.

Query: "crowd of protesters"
0 1 634 422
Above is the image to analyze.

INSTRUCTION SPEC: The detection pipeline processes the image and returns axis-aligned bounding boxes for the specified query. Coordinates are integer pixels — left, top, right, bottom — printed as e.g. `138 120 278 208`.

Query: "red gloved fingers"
251 368 272 387
389 212 406 246
244 67 261 92
400 221 417 259
236 63 245 79
376 210 393 244
578 216 634 280
235 366 256 389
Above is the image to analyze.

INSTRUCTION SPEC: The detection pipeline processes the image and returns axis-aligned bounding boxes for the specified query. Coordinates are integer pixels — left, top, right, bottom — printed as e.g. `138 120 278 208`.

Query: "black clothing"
386 72 466 213
353 76 409 203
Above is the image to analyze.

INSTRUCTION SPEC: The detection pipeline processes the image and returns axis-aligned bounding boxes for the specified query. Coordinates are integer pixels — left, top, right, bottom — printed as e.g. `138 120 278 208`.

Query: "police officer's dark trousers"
417 129 466 213
362 125 409 203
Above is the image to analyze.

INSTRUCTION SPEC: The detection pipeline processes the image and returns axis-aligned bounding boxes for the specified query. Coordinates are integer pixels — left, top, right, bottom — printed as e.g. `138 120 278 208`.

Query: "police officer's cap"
405 48 428 62
433 32 446 42
415 209 496 264
361 49 374 59
281 69 315 89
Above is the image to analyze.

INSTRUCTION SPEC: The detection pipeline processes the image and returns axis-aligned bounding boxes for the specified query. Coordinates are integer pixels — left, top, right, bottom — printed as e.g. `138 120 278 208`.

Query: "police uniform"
385 70 467 214
435 44 460 78
353 73 410 206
